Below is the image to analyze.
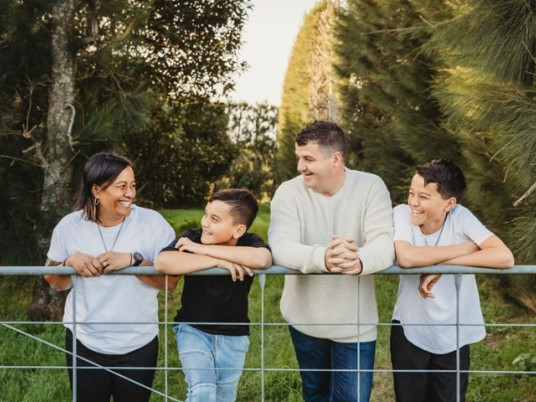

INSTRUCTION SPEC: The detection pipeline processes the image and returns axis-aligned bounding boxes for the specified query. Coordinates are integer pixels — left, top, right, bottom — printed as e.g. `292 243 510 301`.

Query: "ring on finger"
102 261 109 268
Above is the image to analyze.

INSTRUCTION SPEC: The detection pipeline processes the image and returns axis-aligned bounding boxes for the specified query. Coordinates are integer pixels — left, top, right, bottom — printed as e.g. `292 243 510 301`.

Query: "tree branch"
514 179 536 207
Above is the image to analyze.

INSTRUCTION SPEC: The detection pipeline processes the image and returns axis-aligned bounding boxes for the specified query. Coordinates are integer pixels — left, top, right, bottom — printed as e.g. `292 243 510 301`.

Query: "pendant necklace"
97 218 125 252
424 212 449 247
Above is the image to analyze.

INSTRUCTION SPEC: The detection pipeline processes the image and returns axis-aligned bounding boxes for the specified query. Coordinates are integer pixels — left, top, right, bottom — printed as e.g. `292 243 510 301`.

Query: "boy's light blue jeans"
173 324 249 402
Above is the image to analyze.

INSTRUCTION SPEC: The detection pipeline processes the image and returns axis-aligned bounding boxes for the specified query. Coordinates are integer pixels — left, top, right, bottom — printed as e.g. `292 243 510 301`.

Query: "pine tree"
428 0 536 310
275 0 337 183
223 102 278 201
334 0 455 204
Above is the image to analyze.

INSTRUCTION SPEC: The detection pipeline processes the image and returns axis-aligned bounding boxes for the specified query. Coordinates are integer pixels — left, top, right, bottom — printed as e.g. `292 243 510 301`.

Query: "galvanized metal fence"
1 265 535 401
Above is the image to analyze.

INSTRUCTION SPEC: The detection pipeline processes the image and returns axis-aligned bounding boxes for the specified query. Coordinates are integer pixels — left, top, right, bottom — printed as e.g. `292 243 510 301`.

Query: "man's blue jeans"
289 326 376 402
173 324 249 402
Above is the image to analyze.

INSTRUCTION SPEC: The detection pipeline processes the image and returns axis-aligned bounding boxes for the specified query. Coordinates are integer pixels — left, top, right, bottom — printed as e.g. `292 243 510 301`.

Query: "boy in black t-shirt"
155 189 272 402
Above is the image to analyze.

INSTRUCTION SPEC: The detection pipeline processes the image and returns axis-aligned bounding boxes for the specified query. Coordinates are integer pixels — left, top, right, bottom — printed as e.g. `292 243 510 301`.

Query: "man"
268 120 394 402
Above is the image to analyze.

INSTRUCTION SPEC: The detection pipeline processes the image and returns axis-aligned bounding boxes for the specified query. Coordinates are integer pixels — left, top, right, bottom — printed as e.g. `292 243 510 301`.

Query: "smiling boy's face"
408 174 456 235
200 200 246 246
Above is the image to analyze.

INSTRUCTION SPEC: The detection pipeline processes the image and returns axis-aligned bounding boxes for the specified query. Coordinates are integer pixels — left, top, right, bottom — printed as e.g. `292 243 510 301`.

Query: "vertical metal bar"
455 274 462 402
357 276 361 401
164 275 169 401
72 274 77 402
259 274 266 401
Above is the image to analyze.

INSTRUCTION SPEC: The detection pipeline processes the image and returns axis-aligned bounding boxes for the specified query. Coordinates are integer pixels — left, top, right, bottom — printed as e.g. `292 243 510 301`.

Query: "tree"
0 0 251 318
129 98 239 207
276 0 338 183
427 0 536 310
334 0 455 203
220 101 278 200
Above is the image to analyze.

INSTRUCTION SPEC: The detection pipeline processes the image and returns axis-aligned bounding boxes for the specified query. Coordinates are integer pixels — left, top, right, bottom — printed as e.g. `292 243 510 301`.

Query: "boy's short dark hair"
296 120 346 157
416 159 467 200
209 189 259 230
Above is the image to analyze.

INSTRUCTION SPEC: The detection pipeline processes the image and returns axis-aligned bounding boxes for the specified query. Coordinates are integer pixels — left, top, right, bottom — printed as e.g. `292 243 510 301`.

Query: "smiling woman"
43 151 179 402
91 165 137 228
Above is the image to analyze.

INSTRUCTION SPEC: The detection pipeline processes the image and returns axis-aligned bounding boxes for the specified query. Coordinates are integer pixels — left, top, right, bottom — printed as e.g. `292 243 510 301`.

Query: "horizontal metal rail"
1 265 535 402
1 264 535 275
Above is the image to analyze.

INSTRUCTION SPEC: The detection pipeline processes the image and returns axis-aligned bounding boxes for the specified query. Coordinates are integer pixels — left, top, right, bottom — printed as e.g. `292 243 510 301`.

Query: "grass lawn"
1 205 535 401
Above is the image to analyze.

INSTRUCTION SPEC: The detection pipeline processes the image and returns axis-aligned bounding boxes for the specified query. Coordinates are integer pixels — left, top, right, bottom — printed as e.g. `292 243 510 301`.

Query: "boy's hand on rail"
419 274 442 299
217 259 253 282
175 237 203 254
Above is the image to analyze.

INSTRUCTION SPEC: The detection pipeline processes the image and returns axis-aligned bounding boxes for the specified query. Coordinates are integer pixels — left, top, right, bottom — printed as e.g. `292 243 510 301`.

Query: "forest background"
1 0 536 372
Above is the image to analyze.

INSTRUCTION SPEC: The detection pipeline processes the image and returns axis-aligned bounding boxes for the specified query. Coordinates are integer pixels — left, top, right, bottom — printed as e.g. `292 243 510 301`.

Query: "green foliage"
276 0 336 184
426 0 536 306
332 0 536 307
512 353 536 373
127 99 238 208
0 0 251 263
334 0 457 204
218 102 278 201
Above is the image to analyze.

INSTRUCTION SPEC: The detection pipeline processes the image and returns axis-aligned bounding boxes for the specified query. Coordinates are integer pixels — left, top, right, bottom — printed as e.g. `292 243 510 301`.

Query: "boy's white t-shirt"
392 204 493 354
47 205 175 354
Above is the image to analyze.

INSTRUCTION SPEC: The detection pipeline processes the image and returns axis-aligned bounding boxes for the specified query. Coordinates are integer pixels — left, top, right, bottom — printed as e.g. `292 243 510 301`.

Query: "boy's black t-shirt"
161 228 270 336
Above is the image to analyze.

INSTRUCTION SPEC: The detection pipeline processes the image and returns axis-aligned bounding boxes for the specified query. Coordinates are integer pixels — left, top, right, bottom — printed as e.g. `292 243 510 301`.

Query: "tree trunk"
28 0 76 320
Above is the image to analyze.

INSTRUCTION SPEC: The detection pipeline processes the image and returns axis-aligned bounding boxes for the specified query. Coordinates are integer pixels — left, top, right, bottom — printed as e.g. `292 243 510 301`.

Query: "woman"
45 152 178 402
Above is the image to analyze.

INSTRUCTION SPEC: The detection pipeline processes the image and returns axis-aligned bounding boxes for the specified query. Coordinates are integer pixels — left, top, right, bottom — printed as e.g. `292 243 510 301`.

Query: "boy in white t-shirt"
391 159 514 402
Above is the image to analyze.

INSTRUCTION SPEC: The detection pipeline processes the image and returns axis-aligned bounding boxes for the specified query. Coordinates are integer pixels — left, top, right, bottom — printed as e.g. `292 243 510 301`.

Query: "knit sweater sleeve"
268 181 328 274
357 176 395 275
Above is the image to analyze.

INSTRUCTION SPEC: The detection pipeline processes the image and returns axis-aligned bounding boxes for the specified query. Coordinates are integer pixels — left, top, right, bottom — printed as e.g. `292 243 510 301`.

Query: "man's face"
408 174 454 234
295 141 339 196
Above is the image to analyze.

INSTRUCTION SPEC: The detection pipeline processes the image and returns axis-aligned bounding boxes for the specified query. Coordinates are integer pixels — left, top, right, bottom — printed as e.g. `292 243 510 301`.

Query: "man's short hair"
295 120 346 157
416 159 467 200
209 189 259 230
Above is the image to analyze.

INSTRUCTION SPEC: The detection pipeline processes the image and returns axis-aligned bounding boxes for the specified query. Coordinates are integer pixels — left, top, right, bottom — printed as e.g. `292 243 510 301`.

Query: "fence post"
259 273 266 401
455 273 462 402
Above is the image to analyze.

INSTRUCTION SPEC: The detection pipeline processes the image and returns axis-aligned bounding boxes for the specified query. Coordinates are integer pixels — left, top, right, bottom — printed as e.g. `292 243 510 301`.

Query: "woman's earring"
95 197 100 206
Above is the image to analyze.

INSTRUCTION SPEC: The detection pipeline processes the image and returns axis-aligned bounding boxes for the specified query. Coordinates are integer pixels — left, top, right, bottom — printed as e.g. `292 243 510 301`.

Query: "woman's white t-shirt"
392 204 492 354
47 205 175 354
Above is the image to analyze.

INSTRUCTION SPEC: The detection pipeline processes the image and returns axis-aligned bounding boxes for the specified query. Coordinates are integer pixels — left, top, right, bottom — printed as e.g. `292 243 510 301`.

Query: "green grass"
1 206 535 401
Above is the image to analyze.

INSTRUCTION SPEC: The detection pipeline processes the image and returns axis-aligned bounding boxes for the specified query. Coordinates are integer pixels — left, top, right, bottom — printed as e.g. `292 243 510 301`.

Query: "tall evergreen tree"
275 0 337 183
221 101 278 200
334 0 455 203
428 0 536 309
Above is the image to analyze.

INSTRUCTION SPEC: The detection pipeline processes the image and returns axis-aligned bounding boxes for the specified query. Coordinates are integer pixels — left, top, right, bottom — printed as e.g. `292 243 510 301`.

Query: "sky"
229 0 320 106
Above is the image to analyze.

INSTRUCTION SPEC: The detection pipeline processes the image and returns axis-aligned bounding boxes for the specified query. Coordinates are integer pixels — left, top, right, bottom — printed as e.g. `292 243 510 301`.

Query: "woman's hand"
96 251 132 274
66 253 103 277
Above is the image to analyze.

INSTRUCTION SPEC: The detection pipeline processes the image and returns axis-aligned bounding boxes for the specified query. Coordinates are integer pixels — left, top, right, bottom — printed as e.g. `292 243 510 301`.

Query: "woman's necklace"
97 218 125 252
423 212 449 247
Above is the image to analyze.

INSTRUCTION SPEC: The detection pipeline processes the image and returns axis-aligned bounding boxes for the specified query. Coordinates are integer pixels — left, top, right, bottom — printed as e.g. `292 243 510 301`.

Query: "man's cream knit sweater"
268 169 394 342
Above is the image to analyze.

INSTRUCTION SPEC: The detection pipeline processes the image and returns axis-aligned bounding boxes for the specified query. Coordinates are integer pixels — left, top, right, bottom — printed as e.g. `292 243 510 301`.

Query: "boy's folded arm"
443 235 514 269
395 240 479 268
154 250 221 275
189 244 273 270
